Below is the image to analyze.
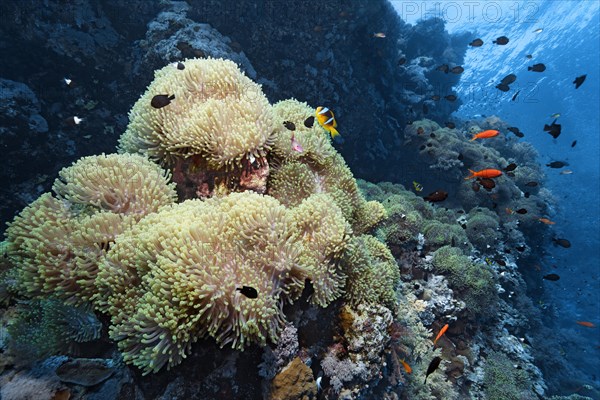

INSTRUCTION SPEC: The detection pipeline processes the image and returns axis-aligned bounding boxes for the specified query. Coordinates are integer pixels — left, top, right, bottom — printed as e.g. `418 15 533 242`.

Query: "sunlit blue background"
392 0 600 392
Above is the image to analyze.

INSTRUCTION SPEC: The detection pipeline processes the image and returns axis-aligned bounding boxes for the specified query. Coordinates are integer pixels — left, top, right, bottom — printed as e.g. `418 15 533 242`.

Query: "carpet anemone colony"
0 3 591 399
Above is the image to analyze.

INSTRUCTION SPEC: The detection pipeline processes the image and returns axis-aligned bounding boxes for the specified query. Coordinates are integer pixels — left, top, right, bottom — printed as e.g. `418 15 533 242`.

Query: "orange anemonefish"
470 129 499 141
464 169 503 180
315 106 343 143
433 323 449 346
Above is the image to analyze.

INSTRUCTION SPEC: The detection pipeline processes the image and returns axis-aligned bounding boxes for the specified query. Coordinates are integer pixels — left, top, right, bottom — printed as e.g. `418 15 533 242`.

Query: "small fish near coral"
424 356 442 384
151 94 175 109
543 273 560 281
400 359 412 374
315 106 344 143
433 323 449 346
236 286 258 299
424 190 448 203
470 129 499 141
552 237 571 248
464 168 503 180
413 181 423 192
469 38 483 47
576 321 596 328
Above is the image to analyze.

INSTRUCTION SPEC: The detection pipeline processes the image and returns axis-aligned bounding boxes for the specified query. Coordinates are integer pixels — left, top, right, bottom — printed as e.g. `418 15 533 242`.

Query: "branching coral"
119 58 276 170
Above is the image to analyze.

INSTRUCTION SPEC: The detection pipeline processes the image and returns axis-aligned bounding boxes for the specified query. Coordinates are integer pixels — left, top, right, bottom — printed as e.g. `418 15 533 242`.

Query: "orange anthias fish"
576 321 596 328
465 169 503 180
538 217 556 225
400 359 412 374
470 129 499 141
433 323 449 346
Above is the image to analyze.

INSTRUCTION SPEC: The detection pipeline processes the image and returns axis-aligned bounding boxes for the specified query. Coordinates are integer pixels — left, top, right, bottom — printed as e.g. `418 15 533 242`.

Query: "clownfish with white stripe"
315 106 344 143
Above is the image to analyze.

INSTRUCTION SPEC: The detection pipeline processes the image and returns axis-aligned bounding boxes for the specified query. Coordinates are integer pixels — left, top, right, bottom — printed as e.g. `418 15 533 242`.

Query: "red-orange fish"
576 321 596 328
470 129 499 141
433 323 449 346
400 359 412 374
538 217 556 225
465 169 503 180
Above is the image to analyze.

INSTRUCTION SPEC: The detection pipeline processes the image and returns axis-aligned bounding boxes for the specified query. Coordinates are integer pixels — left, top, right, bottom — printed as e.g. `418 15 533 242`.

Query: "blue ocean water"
395 0 600 391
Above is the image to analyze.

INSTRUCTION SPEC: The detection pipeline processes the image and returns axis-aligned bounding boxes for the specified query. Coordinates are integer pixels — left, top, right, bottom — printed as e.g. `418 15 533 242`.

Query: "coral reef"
5 154 176 303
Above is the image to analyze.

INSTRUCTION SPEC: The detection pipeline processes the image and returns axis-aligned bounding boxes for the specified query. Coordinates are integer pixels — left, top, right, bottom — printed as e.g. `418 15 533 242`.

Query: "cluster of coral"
1 58 398 387
1 58 590 400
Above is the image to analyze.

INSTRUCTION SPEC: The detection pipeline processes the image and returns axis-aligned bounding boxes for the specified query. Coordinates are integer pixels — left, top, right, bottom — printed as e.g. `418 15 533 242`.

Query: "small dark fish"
423 103 429 114
501 74 517 85
504 163 517 172
419 144 426 150
507 127 524 138
571 140 577 148
573 74 587 89
478 178 496 190
516 208 528 214
492 202 498 209
504 248 512 254
430 133 436 138
524 192 530 198
398 57 407 66
304 116 315 128
457 153 464 161
543 273 560 281
552 238 571 248
543 119 562 139
151 94 175 109
283 121 296 131
177 62 185 70
511 90 520 101
496 83 510 92
445 122 456 129
450 66 464 74
424 357 442 384
431 95 441 101
469 38 484 47
496 259 507 267
525 181 538 187
472 182 481 192
526 54 533 59
546 161 569 168
236 286 258 298
493 36 509 45
528 63 546 72
424 190 448 203
516 245 526 252
444 94 457 102
436 64 450 73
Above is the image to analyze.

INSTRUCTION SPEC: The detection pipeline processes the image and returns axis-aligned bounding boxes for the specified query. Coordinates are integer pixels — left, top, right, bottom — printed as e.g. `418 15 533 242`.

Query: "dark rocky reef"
0 0 469 229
